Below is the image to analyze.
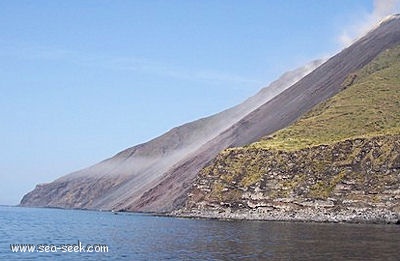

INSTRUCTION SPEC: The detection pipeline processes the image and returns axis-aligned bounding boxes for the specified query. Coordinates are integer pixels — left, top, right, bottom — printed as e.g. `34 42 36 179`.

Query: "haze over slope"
21 15 400 212
20 60 320 210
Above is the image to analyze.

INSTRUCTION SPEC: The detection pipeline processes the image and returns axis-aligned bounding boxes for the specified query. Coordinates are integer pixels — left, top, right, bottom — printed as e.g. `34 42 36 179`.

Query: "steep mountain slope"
19 60 321 210
21 15 400 213
178 42 400 223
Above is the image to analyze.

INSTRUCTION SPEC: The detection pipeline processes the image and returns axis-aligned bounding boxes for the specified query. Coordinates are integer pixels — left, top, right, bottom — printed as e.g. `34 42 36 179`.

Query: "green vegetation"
251 45 400 151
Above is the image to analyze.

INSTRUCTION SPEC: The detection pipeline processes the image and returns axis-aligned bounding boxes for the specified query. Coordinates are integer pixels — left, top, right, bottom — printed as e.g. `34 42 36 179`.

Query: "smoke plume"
339 0 400 47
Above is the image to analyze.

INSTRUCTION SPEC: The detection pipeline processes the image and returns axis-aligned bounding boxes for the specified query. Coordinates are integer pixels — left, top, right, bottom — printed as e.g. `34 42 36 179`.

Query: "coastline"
13 204 400 224
170 207 400 224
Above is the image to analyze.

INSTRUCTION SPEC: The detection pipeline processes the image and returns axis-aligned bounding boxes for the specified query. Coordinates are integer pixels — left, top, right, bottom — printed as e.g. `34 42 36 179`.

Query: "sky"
1 0 399 205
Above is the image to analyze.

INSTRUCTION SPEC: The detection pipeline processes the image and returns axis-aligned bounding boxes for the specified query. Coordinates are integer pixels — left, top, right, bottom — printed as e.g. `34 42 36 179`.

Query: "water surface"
0 206 399 260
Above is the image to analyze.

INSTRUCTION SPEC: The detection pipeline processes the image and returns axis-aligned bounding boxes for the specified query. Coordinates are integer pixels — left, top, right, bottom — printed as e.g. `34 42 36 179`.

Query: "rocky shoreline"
171 205 400 224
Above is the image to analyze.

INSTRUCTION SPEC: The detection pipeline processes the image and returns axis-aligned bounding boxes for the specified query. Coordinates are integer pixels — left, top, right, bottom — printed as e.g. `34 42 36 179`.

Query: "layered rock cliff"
177 135 400 223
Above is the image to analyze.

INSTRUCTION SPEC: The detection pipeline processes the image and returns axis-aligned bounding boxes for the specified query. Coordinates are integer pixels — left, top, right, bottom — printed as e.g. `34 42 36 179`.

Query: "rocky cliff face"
176 135 400 223
21 15 400 213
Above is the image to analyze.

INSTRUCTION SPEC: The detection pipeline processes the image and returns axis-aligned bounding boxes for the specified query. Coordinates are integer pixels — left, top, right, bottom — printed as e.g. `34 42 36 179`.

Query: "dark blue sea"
1 206 399 260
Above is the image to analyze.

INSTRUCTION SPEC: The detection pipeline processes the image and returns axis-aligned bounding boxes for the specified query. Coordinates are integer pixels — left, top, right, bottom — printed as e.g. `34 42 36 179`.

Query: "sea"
0 205 399 260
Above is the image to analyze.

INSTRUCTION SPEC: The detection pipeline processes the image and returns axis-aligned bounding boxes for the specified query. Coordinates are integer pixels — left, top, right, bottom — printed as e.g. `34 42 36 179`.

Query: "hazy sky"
1 0 399 205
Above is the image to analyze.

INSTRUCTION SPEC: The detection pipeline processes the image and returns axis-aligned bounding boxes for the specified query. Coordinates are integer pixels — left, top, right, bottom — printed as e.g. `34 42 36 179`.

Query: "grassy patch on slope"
251 45 400 151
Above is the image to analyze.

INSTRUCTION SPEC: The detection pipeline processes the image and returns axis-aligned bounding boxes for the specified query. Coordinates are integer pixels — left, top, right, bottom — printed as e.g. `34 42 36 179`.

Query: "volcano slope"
21 15 400 213
19 60 321 211
178 41 400 223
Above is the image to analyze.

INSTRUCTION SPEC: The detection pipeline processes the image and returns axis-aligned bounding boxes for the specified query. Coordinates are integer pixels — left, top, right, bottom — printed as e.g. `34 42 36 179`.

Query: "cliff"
177 135 400 223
